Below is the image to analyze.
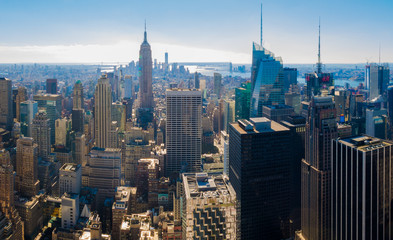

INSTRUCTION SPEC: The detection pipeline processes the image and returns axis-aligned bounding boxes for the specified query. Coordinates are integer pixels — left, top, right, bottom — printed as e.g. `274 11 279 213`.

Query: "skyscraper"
138 25 153 109
331 136 393 240
304 22 334 100
250 43 284 117
229 118 293 239
297 96 337 240
235 81 252 121
16 137 40 198
20 100 38 137
33 93 62 144
214 72 222 98
31 110 51 160
0 149 24 240
166 88 202 176
365 63 390 100
15 86 27 122
194 72 200 89
46 78 57 94
0 77 13 130
181 173 237 239
283 67 298 92
82 147 121 210
73 80 84 110
94 75 112 148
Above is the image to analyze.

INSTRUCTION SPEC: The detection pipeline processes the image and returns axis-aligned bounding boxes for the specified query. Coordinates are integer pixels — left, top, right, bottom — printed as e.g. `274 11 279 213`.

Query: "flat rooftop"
182 173 236 200
232 118 289 135
60 163 81 172
339 135 392 152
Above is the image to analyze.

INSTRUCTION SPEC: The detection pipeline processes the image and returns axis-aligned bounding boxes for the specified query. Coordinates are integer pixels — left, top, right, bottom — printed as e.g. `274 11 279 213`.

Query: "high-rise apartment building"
46 78 57 94
55 117 71 147
250 43 284 117
181 173 237 239
0 78 13 130
166 88 202 176
331 136 393 240
297 96 337 240
94 75 112 148
16 137 40 198
31 110 51 160
20 100 38 137
214 72 222 98
229 118 293 239
61 193 79 229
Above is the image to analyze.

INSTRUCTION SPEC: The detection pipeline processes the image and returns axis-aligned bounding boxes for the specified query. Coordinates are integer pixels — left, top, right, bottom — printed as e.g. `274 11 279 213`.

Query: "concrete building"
332 136 393 239
31 110 51 160
297 96 337 240
46 78 57 94
138 27 154 110
0 78 13 130
33 93 62 144
181 173 236 239
166 88 202 176
16 137 40 198
94 75 112 148
61 193 79 229
55 118 71 147
15 196 43 239
112 187 133 240
82 147 121 210
59 163 82 196
214 72 222 98
0 149 24 240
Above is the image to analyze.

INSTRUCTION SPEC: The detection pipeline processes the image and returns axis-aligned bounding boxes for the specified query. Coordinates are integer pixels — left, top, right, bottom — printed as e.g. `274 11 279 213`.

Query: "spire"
260 3 263 47
317 17 322 74
144 20 147 43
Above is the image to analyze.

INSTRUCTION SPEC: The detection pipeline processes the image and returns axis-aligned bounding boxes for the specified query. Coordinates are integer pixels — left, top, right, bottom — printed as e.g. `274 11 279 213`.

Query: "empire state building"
138 26 153 109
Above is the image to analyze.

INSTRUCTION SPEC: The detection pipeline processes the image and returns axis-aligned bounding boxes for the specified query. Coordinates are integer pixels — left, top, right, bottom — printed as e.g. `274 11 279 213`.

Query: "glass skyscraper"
250 42 284 118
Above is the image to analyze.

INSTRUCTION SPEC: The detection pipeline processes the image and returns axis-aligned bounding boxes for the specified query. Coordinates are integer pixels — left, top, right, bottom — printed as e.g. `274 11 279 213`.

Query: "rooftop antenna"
317 17 322 74
144 20 147 42
260 3 263 47
379 43 381 65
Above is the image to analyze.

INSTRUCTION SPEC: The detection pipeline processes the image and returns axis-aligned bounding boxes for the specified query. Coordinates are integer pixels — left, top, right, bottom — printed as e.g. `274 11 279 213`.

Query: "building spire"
317 17 322 74
260 3 263 47
144 20 147 42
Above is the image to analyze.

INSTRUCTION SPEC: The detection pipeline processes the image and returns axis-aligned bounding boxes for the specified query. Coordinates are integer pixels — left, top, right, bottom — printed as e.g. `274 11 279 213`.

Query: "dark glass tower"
297 96 337 240
229 118 293 239
46 78 58 94
250 43 284 117
332 136 393 240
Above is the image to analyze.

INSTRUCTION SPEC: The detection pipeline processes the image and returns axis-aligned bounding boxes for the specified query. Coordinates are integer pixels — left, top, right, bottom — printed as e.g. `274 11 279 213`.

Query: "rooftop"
182 172 236 200
339 135 392 152
60 163 81 172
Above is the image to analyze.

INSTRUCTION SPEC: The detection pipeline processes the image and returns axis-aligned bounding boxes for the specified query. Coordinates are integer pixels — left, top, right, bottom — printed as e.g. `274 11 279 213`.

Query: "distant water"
184 65 250 78
298 77 363 88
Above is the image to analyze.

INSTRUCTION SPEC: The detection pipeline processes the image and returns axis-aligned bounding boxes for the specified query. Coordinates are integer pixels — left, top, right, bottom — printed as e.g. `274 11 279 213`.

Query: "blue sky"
0 0 392 64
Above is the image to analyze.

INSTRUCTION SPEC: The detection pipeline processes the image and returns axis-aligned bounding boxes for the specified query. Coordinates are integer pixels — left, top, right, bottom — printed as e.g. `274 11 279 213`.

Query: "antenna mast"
317 17 322 74
260 3 263 47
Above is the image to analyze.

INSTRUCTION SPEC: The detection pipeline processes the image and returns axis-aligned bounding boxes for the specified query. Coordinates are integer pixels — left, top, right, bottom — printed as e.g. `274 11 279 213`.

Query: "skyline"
1 0 393 64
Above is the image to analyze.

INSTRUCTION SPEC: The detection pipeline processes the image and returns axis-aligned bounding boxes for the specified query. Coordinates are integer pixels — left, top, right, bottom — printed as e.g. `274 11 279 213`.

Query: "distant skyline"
1 0 392 64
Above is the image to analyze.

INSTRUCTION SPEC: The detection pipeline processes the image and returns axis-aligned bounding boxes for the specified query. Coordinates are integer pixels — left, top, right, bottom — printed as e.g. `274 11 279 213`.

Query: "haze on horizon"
0 0 392 64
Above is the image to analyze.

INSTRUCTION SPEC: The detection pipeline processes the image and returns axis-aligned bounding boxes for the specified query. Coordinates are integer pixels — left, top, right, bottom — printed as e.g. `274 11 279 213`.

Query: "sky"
0 0 392 64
